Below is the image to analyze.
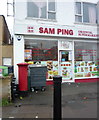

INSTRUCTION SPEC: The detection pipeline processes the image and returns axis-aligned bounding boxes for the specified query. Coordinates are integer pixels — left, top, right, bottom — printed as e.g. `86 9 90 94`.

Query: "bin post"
53 75 62 120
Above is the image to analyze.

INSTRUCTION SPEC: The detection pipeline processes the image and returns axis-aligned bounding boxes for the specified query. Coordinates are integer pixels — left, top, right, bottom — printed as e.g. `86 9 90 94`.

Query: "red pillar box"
17 63 29 91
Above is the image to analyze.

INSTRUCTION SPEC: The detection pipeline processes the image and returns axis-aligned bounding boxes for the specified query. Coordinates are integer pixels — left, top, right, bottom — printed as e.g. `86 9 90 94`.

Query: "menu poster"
53 61 58 76
75 73 83 78
25 49 32 60
47 61 53 71
48 71 53 79
53 61 58 71
85 67 89 72
60 62 72 80
47 61 58 80
75 61 99 78
47 61 52 79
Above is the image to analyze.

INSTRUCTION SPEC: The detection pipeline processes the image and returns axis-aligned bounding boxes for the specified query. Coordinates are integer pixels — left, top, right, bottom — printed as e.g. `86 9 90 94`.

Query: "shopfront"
14 24 99 83
24 38 99 83
24 39 75 82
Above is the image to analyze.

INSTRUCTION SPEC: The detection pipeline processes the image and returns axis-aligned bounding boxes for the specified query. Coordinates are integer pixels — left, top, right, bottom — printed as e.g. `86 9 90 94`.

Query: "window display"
74 42 99 78
25 40 58 61
25 40 58 80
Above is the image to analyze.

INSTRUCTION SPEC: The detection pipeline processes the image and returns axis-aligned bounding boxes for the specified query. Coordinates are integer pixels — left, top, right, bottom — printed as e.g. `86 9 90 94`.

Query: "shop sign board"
14 24 98 39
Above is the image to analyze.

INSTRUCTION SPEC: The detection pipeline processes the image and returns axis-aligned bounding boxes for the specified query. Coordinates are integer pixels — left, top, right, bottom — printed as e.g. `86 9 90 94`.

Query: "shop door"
59 50 74 82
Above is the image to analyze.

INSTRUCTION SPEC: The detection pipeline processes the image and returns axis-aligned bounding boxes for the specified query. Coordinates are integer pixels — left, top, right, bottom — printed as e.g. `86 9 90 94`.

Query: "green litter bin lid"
0 66 8 69
0 66 8 76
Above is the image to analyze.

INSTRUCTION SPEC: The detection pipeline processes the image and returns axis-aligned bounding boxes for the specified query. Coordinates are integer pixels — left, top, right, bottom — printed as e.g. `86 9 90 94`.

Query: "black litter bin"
8 66 13 74
28 64 47 92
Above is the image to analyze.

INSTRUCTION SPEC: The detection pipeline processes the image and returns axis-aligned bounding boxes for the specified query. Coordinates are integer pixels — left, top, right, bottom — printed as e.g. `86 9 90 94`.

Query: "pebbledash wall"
14 0 99 84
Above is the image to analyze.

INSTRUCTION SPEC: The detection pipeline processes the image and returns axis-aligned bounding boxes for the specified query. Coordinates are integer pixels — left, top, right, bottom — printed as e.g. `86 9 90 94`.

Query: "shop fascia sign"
78 30 98 38
27 26 73 36
15 24 98 38
27 25 98 38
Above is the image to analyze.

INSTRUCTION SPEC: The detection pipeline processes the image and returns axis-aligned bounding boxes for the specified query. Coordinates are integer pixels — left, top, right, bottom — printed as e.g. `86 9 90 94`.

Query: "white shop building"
14 0 99 84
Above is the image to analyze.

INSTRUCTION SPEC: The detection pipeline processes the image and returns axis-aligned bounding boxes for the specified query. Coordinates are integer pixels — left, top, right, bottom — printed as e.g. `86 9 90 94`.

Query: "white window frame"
27 0 56 20
75 2 83 22
47 0 56 19
75 2 97 24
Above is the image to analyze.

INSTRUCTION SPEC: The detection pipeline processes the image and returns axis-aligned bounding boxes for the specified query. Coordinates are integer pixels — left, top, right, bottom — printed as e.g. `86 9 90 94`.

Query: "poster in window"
47 61 53 71
60 62 72 79
25 49 32 60
53 61 58 71
46 61 58 80
75 61 99 78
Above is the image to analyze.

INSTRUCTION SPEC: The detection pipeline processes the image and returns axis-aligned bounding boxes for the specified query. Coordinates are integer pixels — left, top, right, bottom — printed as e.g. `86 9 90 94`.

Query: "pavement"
2 82 98 119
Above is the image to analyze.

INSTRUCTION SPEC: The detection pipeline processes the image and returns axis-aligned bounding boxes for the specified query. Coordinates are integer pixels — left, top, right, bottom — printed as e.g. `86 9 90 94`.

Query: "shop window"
74 42 97 61
75 2 98 24
25 40 58 61
74 42 98 78
27 0 56 20
25 40 58 80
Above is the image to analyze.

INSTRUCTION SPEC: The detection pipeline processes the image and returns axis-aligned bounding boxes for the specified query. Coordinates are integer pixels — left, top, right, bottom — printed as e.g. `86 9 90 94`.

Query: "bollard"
53 75 62 120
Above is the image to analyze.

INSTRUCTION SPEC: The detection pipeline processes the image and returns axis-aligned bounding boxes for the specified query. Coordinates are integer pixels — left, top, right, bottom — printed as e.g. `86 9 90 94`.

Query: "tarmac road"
2 82 98 119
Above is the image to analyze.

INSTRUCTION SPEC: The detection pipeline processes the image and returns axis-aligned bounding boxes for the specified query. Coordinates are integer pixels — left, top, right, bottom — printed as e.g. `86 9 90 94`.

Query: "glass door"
59 50 73 82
